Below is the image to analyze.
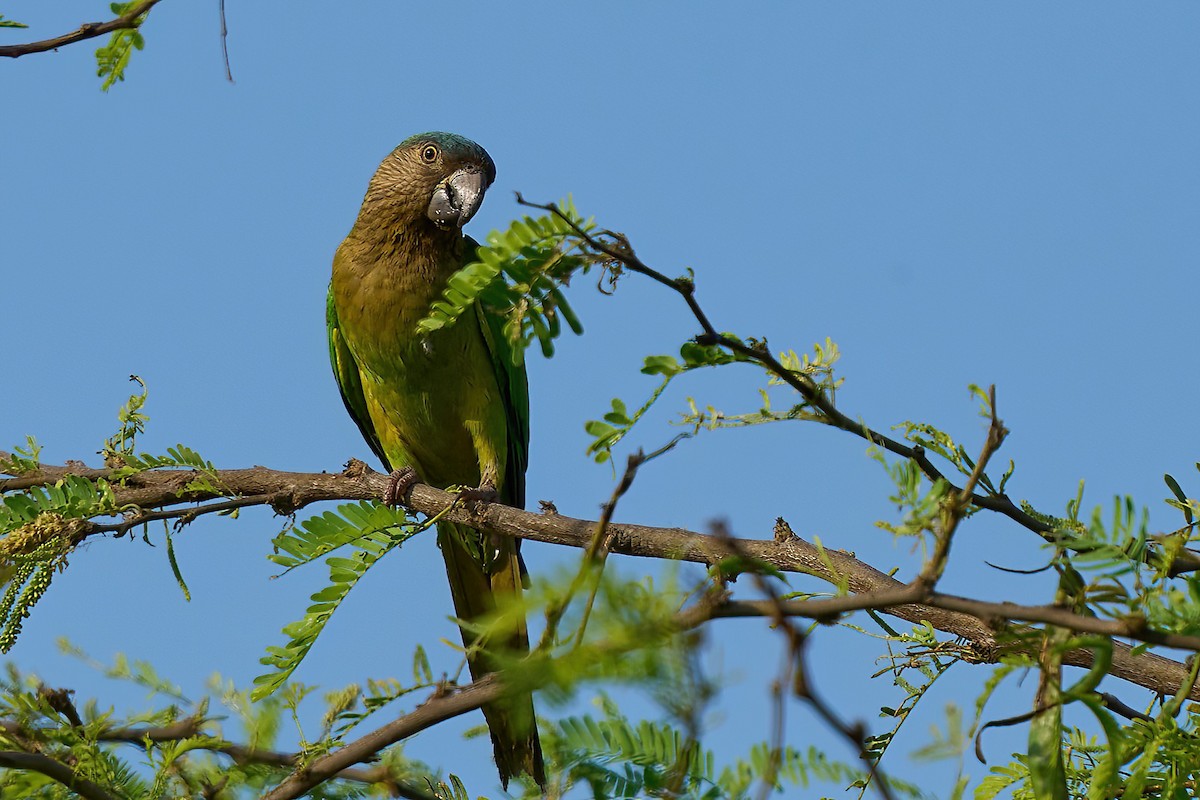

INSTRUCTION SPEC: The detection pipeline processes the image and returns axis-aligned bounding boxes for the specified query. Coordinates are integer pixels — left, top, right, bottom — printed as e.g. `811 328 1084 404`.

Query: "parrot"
326 132 544 787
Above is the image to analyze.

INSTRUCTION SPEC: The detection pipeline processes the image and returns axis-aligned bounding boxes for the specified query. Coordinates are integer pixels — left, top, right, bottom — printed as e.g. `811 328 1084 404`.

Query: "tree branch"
0 0 164 59
512 194 1200 577
0 751 119 800
3 454 1198 701
0 711 440 799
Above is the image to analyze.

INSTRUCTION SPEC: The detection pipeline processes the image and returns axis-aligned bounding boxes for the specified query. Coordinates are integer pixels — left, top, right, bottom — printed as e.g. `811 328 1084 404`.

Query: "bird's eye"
421 145 439 163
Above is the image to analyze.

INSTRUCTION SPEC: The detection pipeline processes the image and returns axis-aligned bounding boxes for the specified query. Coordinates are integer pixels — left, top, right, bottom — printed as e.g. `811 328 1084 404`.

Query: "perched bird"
327 132 544 787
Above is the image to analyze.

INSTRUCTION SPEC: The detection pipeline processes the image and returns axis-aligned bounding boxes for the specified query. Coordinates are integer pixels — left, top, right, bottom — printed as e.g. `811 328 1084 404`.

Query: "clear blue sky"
5 2 1200 796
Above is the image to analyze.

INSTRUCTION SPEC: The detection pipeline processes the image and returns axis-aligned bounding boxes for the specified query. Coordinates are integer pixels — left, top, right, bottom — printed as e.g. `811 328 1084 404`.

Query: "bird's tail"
437 521 545 788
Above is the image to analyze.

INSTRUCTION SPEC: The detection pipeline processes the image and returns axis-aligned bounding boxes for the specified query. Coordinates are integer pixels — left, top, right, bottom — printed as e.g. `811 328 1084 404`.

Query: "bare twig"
217 0 233 82
1097 692 1154 723
974 705 1049 763
0 0 164 59
88 494 274 536
557 452 643 650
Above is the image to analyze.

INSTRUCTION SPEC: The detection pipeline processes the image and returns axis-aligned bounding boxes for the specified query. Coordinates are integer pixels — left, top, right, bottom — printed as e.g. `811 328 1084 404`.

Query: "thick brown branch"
2 454 1197 700
0 0 164 59
0 751 119 800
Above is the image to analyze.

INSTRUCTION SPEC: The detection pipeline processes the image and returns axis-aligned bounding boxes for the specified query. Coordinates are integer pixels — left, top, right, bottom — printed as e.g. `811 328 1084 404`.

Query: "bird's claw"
458 484 499 507
384 467 420 506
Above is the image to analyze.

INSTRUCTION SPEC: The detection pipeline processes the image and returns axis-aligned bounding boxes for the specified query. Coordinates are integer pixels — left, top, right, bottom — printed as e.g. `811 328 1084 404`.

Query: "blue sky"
5 2 1200 796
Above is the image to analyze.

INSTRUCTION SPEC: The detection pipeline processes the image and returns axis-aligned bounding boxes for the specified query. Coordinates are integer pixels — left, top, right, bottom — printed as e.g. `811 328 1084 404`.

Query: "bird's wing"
469 238 530 509
326 280 390 470
462 241 542 784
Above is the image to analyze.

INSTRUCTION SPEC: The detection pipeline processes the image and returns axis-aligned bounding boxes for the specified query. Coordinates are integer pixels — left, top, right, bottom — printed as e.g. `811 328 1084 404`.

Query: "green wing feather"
469 235 530 509
326 284 389 469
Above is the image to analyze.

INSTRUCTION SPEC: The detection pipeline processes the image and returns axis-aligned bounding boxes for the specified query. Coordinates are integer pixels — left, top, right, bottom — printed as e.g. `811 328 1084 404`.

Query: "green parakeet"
327 132 544 787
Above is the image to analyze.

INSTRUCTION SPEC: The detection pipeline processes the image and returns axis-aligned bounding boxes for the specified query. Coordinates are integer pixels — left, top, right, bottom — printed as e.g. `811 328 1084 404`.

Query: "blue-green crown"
398 131 495 181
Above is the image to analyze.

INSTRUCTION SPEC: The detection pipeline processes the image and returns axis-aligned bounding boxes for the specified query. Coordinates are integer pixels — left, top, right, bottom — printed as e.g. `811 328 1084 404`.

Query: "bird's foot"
457 483 499 507
383 467 421 506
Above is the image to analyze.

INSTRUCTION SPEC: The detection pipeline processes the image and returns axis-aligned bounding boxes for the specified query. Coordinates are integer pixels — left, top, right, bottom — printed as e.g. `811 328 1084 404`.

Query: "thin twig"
914 384 1007 591
217 0 233 82
571 452 643 649
1097 692 1154 723
535 451 642 652
0 0 164 59
88 494 274 536
974 705 1050 763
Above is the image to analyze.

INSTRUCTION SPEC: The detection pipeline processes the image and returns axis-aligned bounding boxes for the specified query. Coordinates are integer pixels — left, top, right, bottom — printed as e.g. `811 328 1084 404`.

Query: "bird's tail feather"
437 521 545 788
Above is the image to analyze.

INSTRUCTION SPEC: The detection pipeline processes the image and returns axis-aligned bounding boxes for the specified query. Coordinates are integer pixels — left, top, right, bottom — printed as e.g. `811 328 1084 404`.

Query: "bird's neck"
334 208 468 365
347 198 462 280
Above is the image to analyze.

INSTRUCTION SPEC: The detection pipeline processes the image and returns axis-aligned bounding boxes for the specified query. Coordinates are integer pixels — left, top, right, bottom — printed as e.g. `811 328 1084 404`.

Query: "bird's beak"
427 167 489 229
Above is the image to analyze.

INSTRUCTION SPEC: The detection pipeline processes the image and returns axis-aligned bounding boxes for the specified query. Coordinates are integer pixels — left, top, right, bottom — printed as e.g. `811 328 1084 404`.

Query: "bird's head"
368 132 497 231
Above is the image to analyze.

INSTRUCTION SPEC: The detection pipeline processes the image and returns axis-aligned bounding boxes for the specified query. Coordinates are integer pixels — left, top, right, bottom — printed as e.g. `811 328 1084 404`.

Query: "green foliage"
0 14 28 28
552 711 714 797
0 435 41 474
973 699 1200 800
417 197 595 363
102 375 149 459
1027 625 1069 800
0 382 237 654
0 540 61 654
60 639 190 702
871 448 953 540
724 742 925 799
1163 468 1199 528
95 379 223 491
544 702 927 799
0 476 94 653
586 337 841 464
976 761 1026 799
909 703 966 763
95 3 148 91
1161 465 1200 572
895 394 1015 498
769 339 844 396
322 675 433 742
427 773 472 800
254 502 423 700
860 397 1200 798
0 649 435 798
864 628 960 785
585 386 671 464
